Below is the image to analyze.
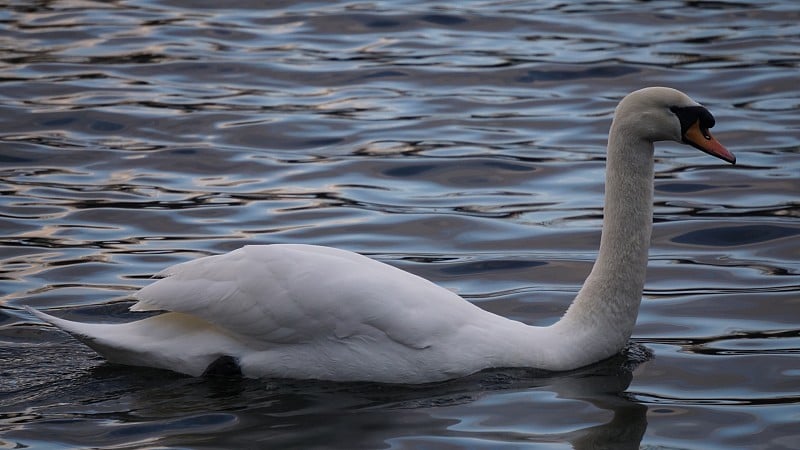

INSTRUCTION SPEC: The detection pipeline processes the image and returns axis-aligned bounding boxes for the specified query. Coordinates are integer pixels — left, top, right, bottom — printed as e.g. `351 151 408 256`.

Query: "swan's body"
28 87 735 383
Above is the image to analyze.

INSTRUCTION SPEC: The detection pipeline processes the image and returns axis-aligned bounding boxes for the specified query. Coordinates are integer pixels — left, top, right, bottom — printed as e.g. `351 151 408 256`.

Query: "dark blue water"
1 1 799 448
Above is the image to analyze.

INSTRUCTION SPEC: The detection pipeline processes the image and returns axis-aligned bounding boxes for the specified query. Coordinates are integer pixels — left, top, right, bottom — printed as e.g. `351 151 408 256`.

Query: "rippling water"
1 0 799 448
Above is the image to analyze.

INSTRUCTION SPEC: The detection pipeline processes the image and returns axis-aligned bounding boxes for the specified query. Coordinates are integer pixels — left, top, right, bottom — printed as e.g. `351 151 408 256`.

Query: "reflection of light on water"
1 0 798 449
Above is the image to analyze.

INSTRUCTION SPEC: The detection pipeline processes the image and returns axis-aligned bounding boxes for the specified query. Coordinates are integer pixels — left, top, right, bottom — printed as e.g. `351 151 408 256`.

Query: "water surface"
1 1 799 448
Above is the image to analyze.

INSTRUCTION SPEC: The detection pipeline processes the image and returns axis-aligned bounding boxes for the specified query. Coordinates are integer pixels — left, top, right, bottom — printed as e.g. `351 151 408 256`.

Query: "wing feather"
131 244 482 349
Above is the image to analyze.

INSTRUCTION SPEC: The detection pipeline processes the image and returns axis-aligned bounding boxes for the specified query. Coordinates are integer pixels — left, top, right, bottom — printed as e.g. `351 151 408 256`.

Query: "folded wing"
131 244 483 350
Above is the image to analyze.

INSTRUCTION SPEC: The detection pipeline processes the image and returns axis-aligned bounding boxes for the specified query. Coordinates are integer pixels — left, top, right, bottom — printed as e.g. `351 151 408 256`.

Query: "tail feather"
25 306 237 377
25 306 114 346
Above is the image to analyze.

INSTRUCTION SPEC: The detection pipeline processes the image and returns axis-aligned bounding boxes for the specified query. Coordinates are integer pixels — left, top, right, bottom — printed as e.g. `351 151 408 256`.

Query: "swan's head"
615 87 736 164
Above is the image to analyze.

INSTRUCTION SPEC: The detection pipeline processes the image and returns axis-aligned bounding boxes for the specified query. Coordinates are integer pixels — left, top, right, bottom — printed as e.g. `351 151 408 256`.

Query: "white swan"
27 87 736 384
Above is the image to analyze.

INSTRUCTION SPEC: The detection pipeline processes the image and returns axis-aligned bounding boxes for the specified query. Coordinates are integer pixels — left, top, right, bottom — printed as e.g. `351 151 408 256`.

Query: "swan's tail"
25 306 235 376
25 306 120 352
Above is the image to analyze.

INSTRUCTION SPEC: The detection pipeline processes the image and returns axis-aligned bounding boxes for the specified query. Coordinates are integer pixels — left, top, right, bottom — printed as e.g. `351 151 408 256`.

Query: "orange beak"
684 120 736 164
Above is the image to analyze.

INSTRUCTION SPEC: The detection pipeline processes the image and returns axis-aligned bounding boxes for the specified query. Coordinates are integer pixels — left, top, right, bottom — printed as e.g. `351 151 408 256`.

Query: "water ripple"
1 1 799 449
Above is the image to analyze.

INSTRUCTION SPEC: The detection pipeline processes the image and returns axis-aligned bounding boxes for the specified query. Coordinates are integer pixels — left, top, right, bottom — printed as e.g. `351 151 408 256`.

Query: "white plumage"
28 87 735 383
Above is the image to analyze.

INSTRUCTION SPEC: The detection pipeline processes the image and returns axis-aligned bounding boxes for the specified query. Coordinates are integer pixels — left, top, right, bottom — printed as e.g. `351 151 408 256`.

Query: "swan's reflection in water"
0 339 650 449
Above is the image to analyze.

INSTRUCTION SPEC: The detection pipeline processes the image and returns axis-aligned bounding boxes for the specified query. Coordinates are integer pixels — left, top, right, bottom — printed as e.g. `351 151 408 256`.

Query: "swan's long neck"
545 120 655 368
